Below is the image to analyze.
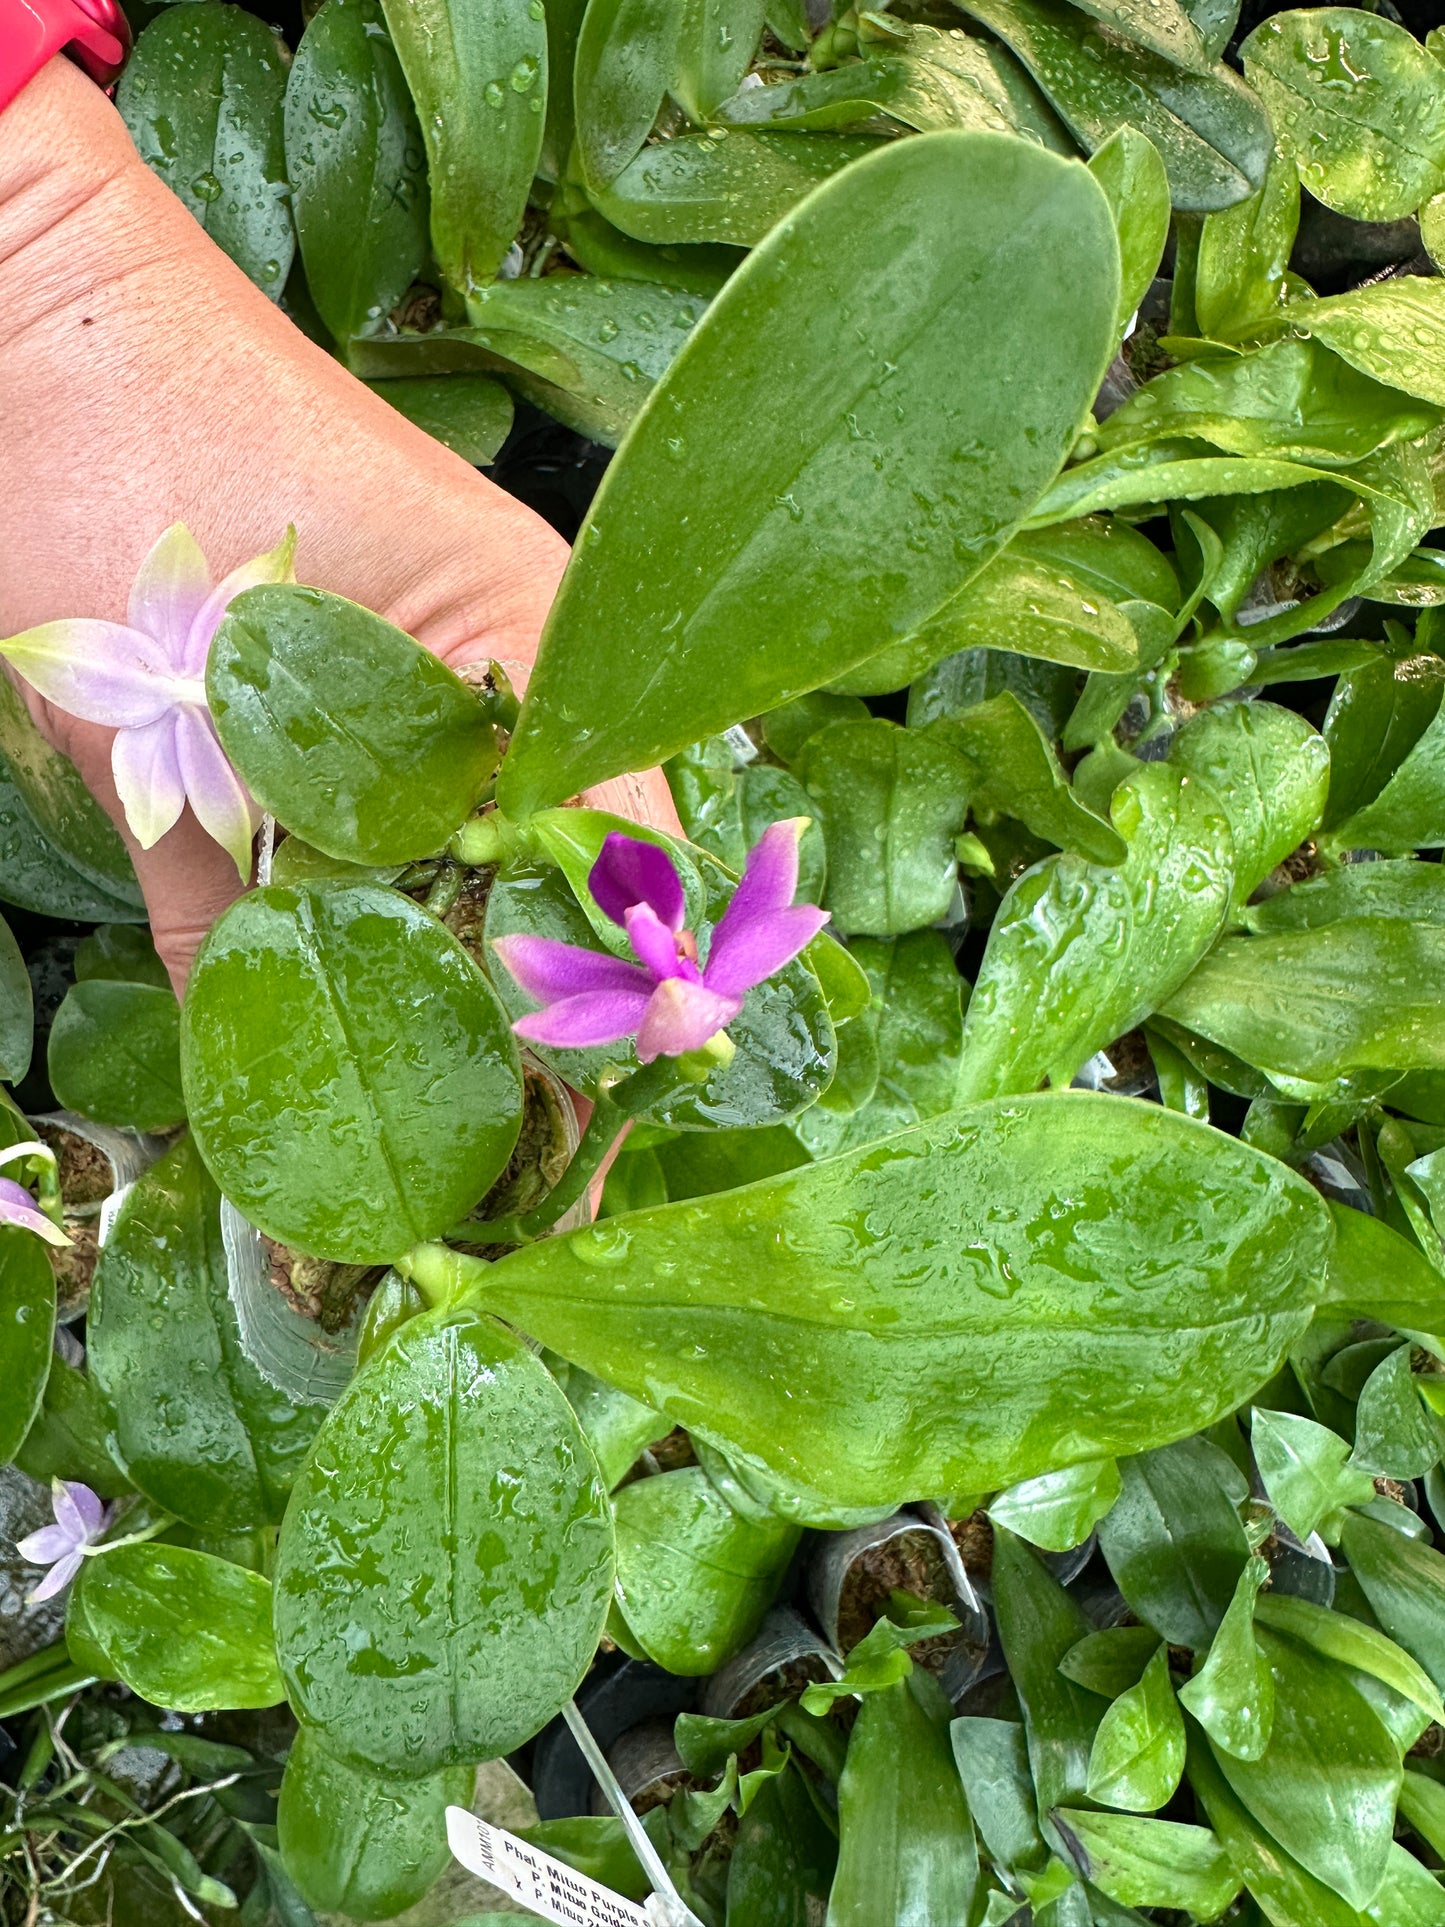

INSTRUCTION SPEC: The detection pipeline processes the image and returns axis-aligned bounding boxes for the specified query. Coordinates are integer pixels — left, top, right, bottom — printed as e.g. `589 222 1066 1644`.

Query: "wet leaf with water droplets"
273 1308 614 1772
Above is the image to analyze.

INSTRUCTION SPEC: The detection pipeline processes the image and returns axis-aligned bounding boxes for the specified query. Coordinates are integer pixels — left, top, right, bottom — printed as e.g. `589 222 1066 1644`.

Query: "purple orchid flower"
0 523 295 878
0 1142 70 1248
492 819 829 1064
16 1480 111 1603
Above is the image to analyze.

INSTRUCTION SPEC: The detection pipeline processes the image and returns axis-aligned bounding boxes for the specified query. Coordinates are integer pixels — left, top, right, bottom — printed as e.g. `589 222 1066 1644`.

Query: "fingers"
130 815 249 997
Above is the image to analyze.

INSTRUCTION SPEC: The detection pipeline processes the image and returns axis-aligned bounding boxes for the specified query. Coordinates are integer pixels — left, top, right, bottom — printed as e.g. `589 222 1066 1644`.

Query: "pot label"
445 1807 651 1927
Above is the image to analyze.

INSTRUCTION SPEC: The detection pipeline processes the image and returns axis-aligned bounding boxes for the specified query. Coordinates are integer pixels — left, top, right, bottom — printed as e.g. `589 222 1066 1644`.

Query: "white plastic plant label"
446 1807 658 1927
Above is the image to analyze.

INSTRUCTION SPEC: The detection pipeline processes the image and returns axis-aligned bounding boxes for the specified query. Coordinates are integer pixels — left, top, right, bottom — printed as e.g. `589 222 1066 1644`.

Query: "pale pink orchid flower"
0 1141 69 1247
0 523 295 878
16 1480 111 1603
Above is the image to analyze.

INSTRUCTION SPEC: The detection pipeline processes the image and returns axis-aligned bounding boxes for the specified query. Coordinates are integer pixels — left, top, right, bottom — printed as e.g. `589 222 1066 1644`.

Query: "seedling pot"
699 1605 842 1720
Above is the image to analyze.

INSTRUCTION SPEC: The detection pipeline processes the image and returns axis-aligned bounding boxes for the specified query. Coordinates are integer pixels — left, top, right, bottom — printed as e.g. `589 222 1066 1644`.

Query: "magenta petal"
623 903 688 982
16 1524 76 1564
589 834 686 933
723 818 808 929
705 902 830 1002
514 988 654 1049
27 1549 83 1603
635 979 742 1062
112 716 187 852
56 1480 105 1541
492 934 654 1005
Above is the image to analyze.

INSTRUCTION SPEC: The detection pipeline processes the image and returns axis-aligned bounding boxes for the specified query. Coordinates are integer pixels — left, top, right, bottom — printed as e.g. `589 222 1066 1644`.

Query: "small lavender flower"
492 819 829 1063
0 1142 70 1248
16 1480 110 1603
0 523 295 878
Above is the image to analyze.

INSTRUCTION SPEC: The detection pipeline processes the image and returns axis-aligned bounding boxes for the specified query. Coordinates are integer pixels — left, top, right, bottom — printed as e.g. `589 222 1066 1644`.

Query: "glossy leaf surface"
76 1543 285 1710
499 133 1119 817
47 981 184 1132
0 677 142 912
989 1459 1122 1553
183 884 523 1262
117 3 293 297
1342 1509 1445 1691
0 911 30 1084
594 131 883 247
0 1228 56 1463
1085 1645 1185 1811
611 1468 798 1674
483 1093 1330 1506
1053 1811 1239 1918
364 374 514 465
283 0 428 341
993 1528 1101 1816
1097 1436 1250 1649
210 585 498 864
277 1724 470 1920
275 1309 613 1772
90 1137 320 1532
378 0 545 291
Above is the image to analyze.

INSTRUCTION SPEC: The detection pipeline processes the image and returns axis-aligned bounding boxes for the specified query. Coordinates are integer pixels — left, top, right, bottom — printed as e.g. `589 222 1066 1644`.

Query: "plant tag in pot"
445 1809 656 1926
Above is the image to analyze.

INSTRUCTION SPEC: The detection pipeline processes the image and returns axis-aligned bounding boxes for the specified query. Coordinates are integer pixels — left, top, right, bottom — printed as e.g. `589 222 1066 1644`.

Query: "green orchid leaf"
210 585 498 866
1251 1407 1375 1542
573 0 683 191
950 1717 1048 1874
1096 1436 1250 1649
1242 858 1445 933
611 1468 798 1675
989 1459 1122 1553
1316 539 1445 608
1399 1770 1445 1868
477 1093 1330 1507
89 1138 321 1533
0 770 145 923
378 0 544 291
1059 1627 1161 1699
47 981 184 1132
665 744 826 902
1088 128 1170 332
1242 8 1445 223
956 762 1233 1102
1061 0 1211 68
1282 279 1445 411
183 884 523 1263
1254 1593 1445 1728
953 0 1271 211
75 1543 285 1710
763 692 872 767
801 1599 959 1714
1161 918 1445 1082
558 206 746 295
364 374 514 466
992 1527 1102 1817
1096 338 1442 468
1167 701 1330 905
670 0 765 120
277 1724 471 1920
796 719 971 936
828 1676 978 1927
274 1308 614 1772
552 1360 665 1490
0 910 31 1084
1208 1623 1402 1911
284 0 427 343
1351 1343 1442 1480
0 677 142 913
509 1817 654 1901
14 1354 132 1499
932 692 1127 865
0 1228 56 1463
1084 1645 1184 1812
117 3 293 298
1054 1810 1239 1917
725 1764 838 1926
592 130 885 248
1321 641 1445 840
485 849 834 1129
714 22 1071 143
75 924 168 990
498 132 1119 818
1176 1555 1274 1760
1341 1508 1445 1693
1195 143 1301 343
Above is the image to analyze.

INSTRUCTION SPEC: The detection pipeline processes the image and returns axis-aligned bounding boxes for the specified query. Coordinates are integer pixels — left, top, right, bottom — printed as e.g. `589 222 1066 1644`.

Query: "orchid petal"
704 903 830 1003
0 1178 71 1248
183 527 297 675
26 1549 84 1603
16 1524 77 1564
635 979 741 1063
491 934 653 1004
514 987 655 1049
56 1480 105 1542
0 621 195 727
128 524 213 668
723 818 808 929
174 707 258 880
624 903 694 983
112 717 187 852
589 834 685 933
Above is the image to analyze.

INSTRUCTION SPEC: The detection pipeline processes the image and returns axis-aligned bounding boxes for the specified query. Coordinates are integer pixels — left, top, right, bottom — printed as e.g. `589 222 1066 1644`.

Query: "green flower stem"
397 1240 490 1310
461 1085 625 1247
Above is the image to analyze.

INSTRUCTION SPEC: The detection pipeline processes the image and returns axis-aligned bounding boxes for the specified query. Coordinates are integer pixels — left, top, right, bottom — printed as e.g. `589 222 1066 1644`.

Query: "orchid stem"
86 1514 176 1558
464 1088 623 1247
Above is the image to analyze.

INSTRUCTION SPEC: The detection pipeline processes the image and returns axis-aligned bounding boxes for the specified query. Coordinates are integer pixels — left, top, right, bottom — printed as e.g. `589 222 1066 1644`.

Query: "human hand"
0 57 680 995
